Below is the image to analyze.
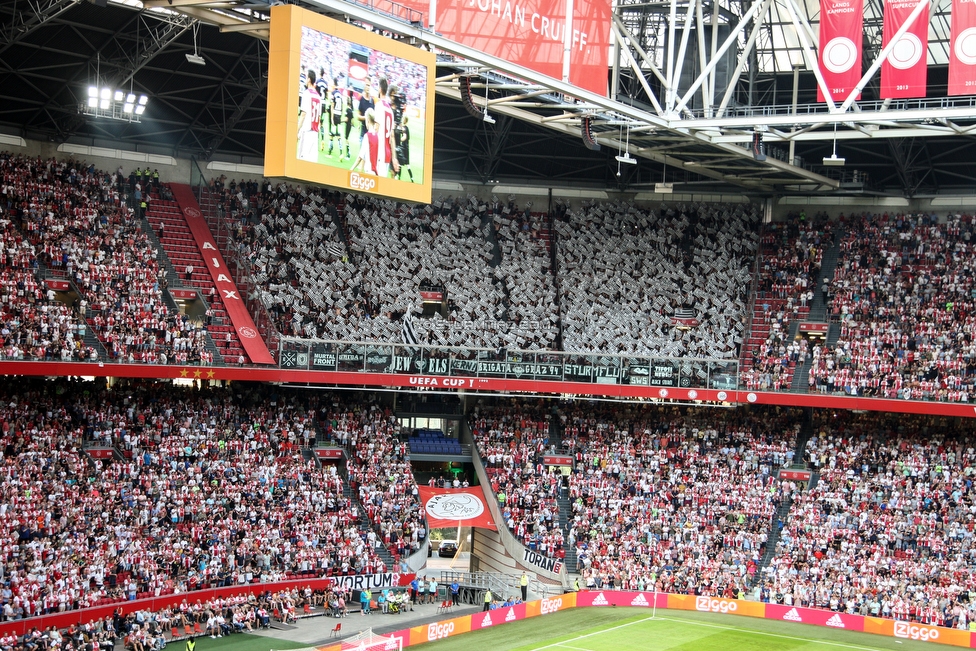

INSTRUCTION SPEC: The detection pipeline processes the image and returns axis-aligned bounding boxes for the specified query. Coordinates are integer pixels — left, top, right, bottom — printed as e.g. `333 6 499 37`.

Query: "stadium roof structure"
0 0 973 196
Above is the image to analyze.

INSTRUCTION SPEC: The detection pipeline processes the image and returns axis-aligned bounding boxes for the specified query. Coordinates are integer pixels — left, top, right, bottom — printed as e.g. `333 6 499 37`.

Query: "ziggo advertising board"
370 592 976 649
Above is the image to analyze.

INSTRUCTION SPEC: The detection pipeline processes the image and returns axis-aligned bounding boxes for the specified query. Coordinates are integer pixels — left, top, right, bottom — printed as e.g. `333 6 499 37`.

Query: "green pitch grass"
410 608 949 651
312 114 426 184
171 635 309 651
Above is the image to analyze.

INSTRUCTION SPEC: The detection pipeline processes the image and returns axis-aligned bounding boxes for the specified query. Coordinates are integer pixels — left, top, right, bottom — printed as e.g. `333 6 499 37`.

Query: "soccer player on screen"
350 108 378 175
357 79 374 141
297 69 321 162
317 69 330 152
376 77 399 178
329 79 345 158
396 115 414 182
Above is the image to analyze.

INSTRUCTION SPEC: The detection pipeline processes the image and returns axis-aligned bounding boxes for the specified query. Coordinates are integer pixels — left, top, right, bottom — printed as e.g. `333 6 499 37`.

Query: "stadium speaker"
581 116 600 151
752 131 767 162
459 76 482 120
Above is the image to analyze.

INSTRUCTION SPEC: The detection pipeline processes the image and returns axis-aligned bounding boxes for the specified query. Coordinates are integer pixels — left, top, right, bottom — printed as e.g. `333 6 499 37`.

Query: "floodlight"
126 93 136 103
138 95 148 105
135 105 145 115
114 90 124 102
185 53 206 66
100 88 111 100
99 99 109 110
822 154 846 166
88 97 98 108
615 154 637 165
88 86 98 98
123 103 134 113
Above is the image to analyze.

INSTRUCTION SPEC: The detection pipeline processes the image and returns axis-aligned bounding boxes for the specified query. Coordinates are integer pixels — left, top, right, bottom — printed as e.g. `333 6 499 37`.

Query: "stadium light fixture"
79 84 148 123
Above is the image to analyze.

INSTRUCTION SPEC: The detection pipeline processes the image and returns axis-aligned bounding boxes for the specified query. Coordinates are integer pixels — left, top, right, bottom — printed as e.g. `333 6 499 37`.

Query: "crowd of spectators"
0 215 94 362
764 411 976 627
555 201 756 357
326 398 427 562
471 400 563 554
0 154 212 364
741 213 831 392
0 377 390 628
557 404 797 596
810 212 976 402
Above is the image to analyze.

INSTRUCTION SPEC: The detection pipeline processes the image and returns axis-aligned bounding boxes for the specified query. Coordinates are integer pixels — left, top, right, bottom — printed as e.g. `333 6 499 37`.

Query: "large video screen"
266 6 435 204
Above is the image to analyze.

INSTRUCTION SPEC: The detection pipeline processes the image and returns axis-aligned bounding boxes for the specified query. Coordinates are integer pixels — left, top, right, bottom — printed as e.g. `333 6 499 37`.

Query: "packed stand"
555 201 757 357
811 212 976 401
0 154 212 364
558 403 796 595
232 183 363 340
0 378 387 625
0 203 95 361
325 397 427 562
765 411 976 626
471 400 563 554
741 213 831 391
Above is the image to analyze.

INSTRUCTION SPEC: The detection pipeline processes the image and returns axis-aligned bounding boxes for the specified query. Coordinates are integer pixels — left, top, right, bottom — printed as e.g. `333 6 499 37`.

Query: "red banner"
417 486 497 529
778 469 812 481
880 0 929 98
949 0 976 95
398 0 610 96
168 184 275 365
542 455 573 466
85 448 114 459
817 0 863 102
798 322 829 334
45 280 71 291
420 291 444 301
169 289 199 300
315 448 344 460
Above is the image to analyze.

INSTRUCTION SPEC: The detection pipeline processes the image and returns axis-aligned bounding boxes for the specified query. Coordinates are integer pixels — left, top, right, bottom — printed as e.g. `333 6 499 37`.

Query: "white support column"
612 14 670 88
695 0 710 116
715 0 771 118
562 0 575 83
665 0 678 111
616 27 666 114
708 0 721 114
668 0 699 113
673 0 764 115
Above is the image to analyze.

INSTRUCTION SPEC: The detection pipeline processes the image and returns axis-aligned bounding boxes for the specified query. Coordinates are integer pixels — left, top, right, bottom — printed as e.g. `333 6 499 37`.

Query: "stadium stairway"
145 192 249 364
792 228 844 392
752 409 814 587
752 495 792 588
142 216 224 365
340 473 399 571
548 412 578 574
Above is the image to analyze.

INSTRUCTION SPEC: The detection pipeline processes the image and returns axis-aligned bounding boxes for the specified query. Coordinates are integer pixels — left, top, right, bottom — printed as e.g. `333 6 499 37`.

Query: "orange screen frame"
266 5 435 204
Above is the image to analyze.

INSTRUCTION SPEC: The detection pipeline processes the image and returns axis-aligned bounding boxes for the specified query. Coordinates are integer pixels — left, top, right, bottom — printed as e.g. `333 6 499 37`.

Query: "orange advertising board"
667 594 765 618
409 614 472 645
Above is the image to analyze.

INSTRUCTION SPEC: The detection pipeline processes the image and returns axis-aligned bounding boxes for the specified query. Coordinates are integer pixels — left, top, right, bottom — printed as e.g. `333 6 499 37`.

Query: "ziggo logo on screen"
349 172 377 193
695 597 738 613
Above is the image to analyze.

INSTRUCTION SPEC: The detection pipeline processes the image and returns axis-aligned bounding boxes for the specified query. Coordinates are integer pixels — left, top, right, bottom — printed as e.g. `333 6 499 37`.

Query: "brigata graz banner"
278 341 737 391
397 0 611 96
418 486 497 529
817 0 864 102
880 0 929 98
